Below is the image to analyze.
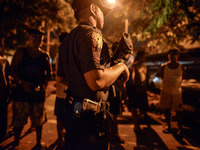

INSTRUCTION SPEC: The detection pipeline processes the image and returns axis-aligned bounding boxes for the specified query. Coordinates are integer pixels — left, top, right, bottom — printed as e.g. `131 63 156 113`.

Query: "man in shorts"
10 29 51 149
159 49 186 134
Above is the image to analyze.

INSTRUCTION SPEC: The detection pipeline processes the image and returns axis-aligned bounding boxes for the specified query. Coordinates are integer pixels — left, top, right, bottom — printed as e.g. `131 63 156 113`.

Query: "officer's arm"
84 63 129 91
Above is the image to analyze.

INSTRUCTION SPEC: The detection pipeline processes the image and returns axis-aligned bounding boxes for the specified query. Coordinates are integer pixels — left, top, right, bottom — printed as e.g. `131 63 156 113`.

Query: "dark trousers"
63 106 109 150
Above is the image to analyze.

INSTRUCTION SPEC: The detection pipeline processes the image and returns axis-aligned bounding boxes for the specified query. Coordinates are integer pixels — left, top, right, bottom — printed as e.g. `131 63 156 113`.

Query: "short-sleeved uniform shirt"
58 22 110 101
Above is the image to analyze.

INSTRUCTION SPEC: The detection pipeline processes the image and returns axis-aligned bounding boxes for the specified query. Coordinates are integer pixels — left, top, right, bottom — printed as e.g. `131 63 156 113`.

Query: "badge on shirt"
91 32 103 49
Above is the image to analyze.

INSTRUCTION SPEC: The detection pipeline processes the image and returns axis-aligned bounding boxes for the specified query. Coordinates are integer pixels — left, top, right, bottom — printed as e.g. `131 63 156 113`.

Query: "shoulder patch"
91 31 103 49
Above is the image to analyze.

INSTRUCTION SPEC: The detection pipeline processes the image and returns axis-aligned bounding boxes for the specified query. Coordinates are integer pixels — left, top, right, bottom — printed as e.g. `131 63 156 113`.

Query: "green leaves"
0 0 76 50
128 0 200 51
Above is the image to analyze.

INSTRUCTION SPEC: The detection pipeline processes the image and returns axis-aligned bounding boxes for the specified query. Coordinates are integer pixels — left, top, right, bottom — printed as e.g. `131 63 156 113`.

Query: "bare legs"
13 125 45 148
36 125 43 145
13 126 23 147
163 108 182 133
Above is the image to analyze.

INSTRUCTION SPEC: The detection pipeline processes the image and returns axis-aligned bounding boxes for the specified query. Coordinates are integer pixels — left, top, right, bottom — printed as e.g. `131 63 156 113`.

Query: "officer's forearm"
84 63 128 91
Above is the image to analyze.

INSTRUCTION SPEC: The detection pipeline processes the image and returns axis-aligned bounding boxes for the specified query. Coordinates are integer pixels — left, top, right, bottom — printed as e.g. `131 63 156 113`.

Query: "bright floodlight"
108 0 116 4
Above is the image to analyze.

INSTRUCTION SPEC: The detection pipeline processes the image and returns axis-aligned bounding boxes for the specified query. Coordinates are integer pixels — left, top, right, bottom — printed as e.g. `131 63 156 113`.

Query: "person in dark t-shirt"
10 29 51 149
129 51 148 133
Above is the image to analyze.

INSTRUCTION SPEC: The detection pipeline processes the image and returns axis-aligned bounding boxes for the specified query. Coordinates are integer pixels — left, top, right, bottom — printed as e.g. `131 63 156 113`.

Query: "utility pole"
125 18 129 33
46 28 50 54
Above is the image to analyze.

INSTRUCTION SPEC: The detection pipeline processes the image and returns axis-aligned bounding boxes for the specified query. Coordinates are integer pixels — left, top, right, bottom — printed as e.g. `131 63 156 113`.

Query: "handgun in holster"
70 97 112 121
82 99 110 118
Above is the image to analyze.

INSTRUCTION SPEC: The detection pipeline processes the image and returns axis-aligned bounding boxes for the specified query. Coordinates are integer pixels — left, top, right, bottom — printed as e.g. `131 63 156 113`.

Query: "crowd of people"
0 0 185 149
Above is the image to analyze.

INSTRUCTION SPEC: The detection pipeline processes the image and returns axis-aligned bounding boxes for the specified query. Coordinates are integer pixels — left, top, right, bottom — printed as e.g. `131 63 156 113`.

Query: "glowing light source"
108 0 116 4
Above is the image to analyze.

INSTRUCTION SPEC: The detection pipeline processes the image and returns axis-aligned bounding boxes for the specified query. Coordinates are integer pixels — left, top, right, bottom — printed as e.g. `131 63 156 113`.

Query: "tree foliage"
0 0 76 50
105 0 200 52
132 0 200 51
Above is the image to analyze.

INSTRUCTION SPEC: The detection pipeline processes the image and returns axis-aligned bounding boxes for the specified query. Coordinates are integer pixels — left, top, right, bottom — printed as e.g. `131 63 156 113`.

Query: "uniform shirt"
162 64 183 94
58 22 110 101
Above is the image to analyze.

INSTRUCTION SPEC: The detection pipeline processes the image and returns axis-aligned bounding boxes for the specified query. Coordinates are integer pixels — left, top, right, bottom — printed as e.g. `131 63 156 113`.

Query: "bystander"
159 49 186 134
10 29 51 149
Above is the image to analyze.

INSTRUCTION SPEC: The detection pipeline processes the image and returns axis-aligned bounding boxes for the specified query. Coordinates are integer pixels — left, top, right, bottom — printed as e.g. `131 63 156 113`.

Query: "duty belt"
66 92 114 120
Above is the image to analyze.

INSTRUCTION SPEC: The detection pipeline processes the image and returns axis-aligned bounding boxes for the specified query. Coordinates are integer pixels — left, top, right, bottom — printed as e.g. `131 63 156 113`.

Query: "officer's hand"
21 81 34 94
120 64 130 84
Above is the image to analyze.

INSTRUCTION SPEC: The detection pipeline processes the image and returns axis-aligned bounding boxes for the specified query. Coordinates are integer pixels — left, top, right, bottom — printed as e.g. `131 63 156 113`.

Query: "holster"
65 90 111 121
82 98 101 114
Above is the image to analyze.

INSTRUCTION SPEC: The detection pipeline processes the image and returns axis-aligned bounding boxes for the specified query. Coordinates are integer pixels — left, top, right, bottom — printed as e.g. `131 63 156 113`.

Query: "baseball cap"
72 0 112 16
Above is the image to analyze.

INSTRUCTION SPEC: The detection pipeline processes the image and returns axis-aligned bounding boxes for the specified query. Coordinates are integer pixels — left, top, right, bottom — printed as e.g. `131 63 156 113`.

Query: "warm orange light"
108 0 116 4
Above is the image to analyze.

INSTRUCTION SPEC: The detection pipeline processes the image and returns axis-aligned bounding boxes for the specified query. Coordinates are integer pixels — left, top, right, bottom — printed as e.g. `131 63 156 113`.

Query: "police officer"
57 0 130 149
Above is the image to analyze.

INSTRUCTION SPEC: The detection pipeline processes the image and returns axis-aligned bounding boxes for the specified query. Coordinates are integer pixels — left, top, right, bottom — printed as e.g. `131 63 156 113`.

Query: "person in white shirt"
159 49 186 134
